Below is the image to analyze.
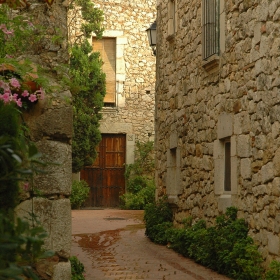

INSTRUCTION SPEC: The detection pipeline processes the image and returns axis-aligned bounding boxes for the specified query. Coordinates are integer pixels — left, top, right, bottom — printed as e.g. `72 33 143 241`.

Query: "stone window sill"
102 107 118 113
202 54 219 71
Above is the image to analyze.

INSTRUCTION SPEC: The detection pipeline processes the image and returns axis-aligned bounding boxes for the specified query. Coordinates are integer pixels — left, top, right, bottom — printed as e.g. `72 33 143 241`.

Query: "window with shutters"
92 37 116 107
202 0 220 60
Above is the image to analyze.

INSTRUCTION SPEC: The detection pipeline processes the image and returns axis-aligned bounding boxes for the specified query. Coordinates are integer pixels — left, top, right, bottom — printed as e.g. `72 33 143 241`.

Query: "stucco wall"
156 0 280 263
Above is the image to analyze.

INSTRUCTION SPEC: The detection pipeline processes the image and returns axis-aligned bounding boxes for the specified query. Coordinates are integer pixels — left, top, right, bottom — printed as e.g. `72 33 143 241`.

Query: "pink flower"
0 24 14 37
22 90 29 97
12 94 18 101
2 92 10 103
0 80 9 91
28 94 37 102
9 78 21 88
16 98 22 107
23 182 29 191
35 88 45 100
3 29 14 36
23 20 35 28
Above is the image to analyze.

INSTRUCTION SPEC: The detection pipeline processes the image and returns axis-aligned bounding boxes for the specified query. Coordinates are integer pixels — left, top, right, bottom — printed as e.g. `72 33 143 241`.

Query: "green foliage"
0 101 22 210
0 100 47 210
265 260 280 280
68 0 105 173
120 141 156 209
69 256 85 280
69 0 104 43
0 212 53 280
145 205 266 279
70 180 90 209
120 182 155 210
70 41 105 173
143 197 173 244
125 141 155 183
0 5 43 58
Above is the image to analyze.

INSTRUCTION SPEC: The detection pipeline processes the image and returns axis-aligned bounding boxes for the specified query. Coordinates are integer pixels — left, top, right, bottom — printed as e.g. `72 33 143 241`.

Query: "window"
224 139 231 192
167 0 176 38
202 0 220 60
92 37 116 106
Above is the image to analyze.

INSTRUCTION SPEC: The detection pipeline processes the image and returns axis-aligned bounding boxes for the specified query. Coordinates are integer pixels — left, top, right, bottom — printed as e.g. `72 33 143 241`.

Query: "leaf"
28 144 39 158
11 154 22 163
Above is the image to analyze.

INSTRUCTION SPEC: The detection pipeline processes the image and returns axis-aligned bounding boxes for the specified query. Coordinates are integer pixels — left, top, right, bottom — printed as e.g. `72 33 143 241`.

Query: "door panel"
81 134 126 207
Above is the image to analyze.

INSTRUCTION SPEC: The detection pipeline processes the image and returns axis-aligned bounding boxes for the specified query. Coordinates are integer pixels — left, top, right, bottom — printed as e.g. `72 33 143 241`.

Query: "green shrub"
120 141 155 209
69 256 85 280
265 260 280 280
70 180 90 209
120 179 155 210
144 197 173 244
145 204 266 279
0 212 53 280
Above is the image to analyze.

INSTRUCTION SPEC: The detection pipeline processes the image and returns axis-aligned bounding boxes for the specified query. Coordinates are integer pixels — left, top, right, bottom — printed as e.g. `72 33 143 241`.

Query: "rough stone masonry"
155 0 280 266
15 0 72 278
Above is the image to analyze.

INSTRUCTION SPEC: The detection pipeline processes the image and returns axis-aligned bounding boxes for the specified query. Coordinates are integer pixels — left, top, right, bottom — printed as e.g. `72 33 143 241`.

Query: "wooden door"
81 134 126 207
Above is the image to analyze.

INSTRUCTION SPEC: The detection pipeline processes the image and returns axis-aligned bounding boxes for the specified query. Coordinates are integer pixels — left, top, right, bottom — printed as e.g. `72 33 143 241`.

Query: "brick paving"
71 209 230 280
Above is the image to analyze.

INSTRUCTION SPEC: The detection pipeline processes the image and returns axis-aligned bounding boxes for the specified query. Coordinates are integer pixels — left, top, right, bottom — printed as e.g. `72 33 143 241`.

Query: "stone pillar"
15 0 72 278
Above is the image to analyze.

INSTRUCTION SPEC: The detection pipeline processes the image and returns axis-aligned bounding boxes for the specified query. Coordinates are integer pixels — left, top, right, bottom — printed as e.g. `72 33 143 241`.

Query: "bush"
0 212 53 280
120 141 155 209
69 256 85 280
120 179 155 210
144 197 173 244
144 204 266 279
70 180 90 209
265 260 280 280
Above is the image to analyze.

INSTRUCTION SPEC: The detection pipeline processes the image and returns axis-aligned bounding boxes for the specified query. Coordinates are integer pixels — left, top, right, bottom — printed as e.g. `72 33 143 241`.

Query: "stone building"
70 0 157 207
155 0 280 263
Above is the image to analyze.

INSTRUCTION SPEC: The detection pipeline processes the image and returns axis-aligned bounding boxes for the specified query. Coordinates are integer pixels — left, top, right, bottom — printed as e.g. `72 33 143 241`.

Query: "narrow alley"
71 209 230 280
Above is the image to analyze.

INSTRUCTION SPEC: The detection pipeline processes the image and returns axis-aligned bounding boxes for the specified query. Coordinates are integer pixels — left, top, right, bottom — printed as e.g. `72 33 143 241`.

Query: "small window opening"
224 140 231 192
104 102 116 108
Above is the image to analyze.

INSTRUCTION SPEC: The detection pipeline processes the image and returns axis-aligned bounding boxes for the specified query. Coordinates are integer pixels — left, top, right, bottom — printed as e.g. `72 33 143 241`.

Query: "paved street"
71 209 230 280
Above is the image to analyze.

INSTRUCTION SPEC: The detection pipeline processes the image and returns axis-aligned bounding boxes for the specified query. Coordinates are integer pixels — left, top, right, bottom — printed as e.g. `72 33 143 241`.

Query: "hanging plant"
0 63 45 110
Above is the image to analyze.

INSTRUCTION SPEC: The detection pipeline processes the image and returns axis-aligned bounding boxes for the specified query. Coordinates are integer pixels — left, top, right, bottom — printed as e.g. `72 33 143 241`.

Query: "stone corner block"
261 161 274 184
25 106 73 141
267 232 280 256
240 158 251 180
217 113 233 139
237 135 251 158
52 261 71 280
168 194 179 206
218 194 232 213
273 148 280 177
169 132 178 149
15 198 72 258
34 140 72 195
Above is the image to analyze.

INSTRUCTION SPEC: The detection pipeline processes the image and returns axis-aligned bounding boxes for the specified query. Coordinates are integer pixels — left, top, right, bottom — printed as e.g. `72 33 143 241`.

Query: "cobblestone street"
71 209 230 280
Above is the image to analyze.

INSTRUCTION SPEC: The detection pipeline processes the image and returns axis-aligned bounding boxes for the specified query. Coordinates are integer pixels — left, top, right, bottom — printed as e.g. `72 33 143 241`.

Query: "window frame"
202 0 220 60
92 37 117 107
224 138 231 192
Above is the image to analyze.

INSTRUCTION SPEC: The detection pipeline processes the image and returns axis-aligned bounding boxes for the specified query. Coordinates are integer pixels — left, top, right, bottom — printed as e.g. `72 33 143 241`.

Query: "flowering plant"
0 66 45 109
0 6 47 109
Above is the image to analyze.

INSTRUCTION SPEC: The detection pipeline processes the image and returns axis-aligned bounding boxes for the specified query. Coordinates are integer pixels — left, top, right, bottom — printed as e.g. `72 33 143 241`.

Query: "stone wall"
156 0 280 263
69 0 156 162
15 0 72 278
